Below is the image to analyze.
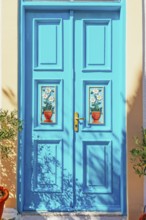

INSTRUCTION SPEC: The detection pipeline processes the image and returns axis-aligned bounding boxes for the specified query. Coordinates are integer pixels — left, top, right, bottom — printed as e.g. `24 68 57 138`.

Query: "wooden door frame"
18 0 126 214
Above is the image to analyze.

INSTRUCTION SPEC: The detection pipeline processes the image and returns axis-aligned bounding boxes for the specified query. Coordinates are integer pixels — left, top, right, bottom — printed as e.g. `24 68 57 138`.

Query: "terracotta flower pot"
92 111 101 124
139 213 146 220
0 186 9 219
44 110 53 122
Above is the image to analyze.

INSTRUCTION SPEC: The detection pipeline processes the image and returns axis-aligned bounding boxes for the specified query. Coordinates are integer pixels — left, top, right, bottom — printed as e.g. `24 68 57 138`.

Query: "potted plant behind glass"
0 109 22 219
42 87 55 123
90 88 103 124
130 128 146 220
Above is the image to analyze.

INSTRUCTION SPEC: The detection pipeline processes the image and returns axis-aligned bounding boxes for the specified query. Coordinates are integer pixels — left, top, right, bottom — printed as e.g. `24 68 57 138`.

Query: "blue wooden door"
20 4 126 214
74 11 125 211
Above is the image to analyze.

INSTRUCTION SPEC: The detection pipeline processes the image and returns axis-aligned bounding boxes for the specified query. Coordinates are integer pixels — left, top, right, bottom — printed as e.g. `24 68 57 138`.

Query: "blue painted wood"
18 1 26 213
82 141 112 194
74 10 126 212
18 0 126 215
33 18 63 70
23 10 74 211
21 1 122 11
83 19 112 71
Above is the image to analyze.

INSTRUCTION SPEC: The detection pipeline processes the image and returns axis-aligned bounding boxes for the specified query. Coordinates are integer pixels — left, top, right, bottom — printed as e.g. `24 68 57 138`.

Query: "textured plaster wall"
0 0 144 219
1 0 18 208
144 0 146 207
126 0 143 219
1 0 18 109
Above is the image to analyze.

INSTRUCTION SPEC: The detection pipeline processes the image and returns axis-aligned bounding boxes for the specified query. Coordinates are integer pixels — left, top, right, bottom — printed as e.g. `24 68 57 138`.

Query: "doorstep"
2 209 127 220
2 208 20 220
19 212 127 220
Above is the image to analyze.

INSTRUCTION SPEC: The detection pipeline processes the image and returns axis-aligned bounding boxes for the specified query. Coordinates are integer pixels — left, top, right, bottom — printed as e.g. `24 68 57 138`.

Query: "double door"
21 8 126 213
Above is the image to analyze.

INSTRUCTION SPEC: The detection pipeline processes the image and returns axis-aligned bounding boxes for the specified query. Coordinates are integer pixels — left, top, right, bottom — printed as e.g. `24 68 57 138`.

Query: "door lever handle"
74 112 85 132
76 117 85 121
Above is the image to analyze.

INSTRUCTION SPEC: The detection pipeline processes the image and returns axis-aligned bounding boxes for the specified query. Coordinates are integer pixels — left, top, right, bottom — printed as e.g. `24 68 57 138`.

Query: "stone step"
2 209 127 220
21 215 127 220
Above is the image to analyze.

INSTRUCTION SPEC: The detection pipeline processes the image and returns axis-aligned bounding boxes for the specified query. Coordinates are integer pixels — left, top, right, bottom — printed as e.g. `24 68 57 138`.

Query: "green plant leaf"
130 127 146 176
0 109 23 158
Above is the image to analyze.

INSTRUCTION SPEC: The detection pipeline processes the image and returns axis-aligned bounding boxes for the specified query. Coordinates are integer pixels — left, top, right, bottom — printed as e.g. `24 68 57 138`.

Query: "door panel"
74 11 123 211
33 18 63 70
82 19 111 71
24 11 74 211
22 8 125 213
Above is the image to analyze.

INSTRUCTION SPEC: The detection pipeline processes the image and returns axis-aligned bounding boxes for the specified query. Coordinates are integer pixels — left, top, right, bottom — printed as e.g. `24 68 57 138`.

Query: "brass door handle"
76 117 85 121
74 112 85 132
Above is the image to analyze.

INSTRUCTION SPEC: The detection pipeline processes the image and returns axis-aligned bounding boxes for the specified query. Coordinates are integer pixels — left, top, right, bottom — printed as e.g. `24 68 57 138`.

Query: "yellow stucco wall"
127 0 143 219
0 0 143 219
1 0 18 208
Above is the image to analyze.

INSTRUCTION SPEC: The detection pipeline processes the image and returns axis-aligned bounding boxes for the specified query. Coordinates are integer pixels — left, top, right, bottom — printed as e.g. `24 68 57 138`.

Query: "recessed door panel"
82 141 112 194
33 18 63 70
83 19 111 71
32 140 63 193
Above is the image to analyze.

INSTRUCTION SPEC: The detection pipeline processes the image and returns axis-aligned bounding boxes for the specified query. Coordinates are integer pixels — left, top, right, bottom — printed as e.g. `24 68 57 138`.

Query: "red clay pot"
92 111 101 124
139 213 146 220
0 186 9 219
44 111 53 122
